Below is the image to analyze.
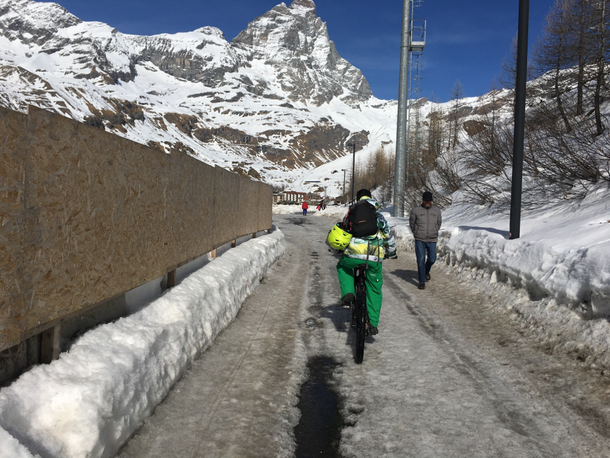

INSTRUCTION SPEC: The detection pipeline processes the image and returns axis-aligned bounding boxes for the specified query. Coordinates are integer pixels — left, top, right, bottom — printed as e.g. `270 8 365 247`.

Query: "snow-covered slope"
0 0 397 192
4 0 589 202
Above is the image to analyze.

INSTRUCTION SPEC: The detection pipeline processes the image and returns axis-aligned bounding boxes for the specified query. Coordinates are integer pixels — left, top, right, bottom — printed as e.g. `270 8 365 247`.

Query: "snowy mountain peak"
191 26 226 40
0 0 391 191
232 0 371 106
0 0 81 44
288 0 317 16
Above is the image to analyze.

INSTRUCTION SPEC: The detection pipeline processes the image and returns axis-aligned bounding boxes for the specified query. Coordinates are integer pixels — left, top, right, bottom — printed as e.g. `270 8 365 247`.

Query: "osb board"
166 151 215 263
22 108 176 328
0 106 272 352
0 109 30 345
212 166 242 244
238 177 260 236
257 185 273 231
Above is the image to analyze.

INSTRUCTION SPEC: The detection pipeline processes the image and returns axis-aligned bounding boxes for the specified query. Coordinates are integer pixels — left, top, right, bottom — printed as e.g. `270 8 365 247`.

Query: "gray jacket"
409 204 442 242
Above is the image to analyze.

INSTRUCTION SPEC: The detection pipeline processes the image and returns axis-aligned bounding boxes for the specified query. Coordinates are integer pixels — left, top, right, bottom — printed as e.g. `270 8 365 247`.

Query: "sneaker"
418 283 425 290
341 293 355 308
425 273 431 281
369 326 379 336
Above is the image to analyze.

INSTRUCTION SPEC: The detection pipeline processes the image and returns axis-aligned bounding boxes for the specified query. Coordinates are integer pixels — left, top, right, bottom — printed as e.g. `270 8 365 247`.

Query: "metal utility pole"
509 0 529 240
341 169 346 197
393 0 411 218
349 143 356 203
393 0 425 217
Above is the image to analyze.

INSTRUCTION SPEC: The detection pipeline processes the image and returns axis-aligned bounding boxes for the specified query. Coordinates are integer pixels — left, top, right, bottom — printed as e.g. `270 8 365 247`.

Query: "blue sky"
48 0 557 102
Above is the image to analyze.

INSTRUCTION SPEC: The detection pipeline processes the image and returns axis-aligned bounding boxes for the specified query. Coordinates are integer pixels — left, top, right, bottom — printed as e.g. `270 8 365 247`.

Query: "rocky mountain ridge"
0 0 392 190
1 0 554 194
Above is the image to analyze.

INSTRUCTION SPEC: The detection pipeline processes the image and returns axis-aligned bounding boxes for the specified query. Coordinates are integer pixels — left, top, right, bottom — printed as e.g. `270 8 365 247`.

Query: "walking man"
409 191 442 290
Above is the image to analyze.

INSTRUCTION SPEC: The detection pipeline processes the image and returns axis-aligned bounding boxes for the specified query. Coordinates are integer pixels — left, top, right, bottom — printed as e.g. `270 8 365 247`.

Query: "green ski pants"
336 256 383 327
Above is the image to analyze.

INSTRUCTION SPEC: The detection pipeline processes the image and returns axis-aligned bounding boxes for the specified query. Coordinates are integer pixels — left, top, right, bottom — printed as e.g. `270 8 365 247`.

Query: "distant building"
279 191 309 204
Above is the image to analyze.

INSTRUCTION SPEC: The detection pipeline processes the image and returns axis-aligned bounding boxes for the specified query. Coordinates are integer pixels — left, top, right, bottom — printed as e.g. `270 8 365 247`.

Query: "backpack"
343 200 378 237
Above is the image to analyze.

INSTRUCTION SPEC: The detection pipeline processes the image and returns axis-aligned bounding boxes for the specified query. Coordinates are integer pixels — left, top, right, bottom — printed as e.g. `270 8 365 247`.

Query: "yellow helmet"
326 223 352 250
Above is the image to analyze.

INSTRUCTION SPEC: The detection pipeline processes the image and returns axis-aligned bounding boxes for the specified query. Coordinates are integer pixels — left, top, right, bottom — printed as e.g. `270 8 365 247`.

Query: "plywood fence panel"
167 151 216 265
238 177 259 236
22 108 174 330
0 109 29 346
0 106 273 352
212 166 241 246
258 185 273 231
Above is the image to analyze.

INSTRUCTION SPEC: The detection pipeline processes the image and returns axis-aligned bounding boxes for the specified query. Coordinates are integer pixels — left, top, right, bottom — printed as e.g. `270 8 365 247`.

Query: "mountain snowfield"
0 0 536 195
0 0 398 193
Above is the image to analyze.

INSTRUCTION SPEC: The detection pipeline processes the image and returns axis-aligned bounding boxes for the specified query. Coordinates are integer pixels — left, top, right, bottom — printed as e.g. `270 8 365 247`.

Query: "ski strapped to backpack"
343 200 378 237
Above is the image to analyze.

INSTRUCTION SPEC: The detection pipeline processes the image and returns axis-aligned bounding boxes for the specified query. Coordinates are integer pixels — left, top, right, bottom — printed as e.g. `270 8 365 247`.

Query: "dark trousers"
415 240 437 284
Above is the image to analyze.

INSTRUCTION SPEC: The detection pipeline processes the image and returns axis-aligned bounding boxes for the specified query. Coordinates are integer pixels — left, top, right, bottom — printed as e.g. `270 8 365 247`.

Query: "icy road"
118 214 610 458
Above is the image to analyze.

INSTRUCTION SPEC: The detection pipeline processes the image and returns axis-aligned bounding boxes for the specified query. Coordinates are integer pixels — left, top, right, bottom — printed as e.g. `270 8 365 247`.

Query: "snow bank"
272 204 348 218
384 186 610 369
389 185 610 313
313 205 349 218
0 229 285 458
386 215 413 250
0 428 36 458
272 204 303 214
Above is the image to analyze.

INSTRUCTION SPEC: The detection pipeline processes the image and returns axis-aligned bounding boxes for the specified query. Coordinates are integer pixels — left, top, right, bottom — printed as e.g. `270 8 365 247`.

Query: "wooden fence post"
40 324 61 364
167 269 177 289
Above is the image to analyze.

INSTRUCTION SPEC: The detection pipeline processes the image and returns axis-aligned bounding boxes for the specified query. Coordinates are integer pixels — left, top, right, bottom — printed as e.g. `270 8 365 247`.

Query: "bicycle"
351 263 371 364
348 247 394 364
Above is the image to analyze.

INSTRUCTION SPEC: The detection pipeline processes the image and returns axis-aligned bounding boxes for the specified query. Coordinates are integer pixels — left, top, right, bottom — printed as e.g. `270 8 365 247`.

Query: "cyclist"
334 189 397 335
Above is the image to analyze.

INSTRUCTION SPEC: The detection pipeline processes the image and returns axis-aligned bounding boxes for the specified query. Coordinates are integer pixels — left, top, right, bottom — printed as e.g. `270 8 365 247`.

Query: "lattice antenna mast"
407 9 426 185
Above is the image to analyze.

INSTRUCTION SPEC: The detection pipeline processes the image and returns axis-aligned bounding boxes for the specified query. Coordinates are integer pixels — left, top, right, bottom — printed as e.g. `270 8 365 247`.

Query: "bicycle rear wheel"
354 267 367 364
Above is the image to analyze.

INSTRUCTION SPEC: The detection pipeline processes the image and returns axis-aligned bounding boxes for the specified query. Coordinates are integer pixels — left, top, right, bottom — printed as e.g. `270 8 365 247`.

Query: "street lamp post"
341 169 347 197
509 0 529 240
348 143 356 203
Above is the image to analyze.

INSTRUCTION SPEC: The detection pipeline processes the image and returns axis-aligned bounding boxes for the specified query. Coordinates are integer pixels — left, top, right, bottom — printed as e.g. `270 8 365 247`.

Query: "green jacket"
343 198 397 263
